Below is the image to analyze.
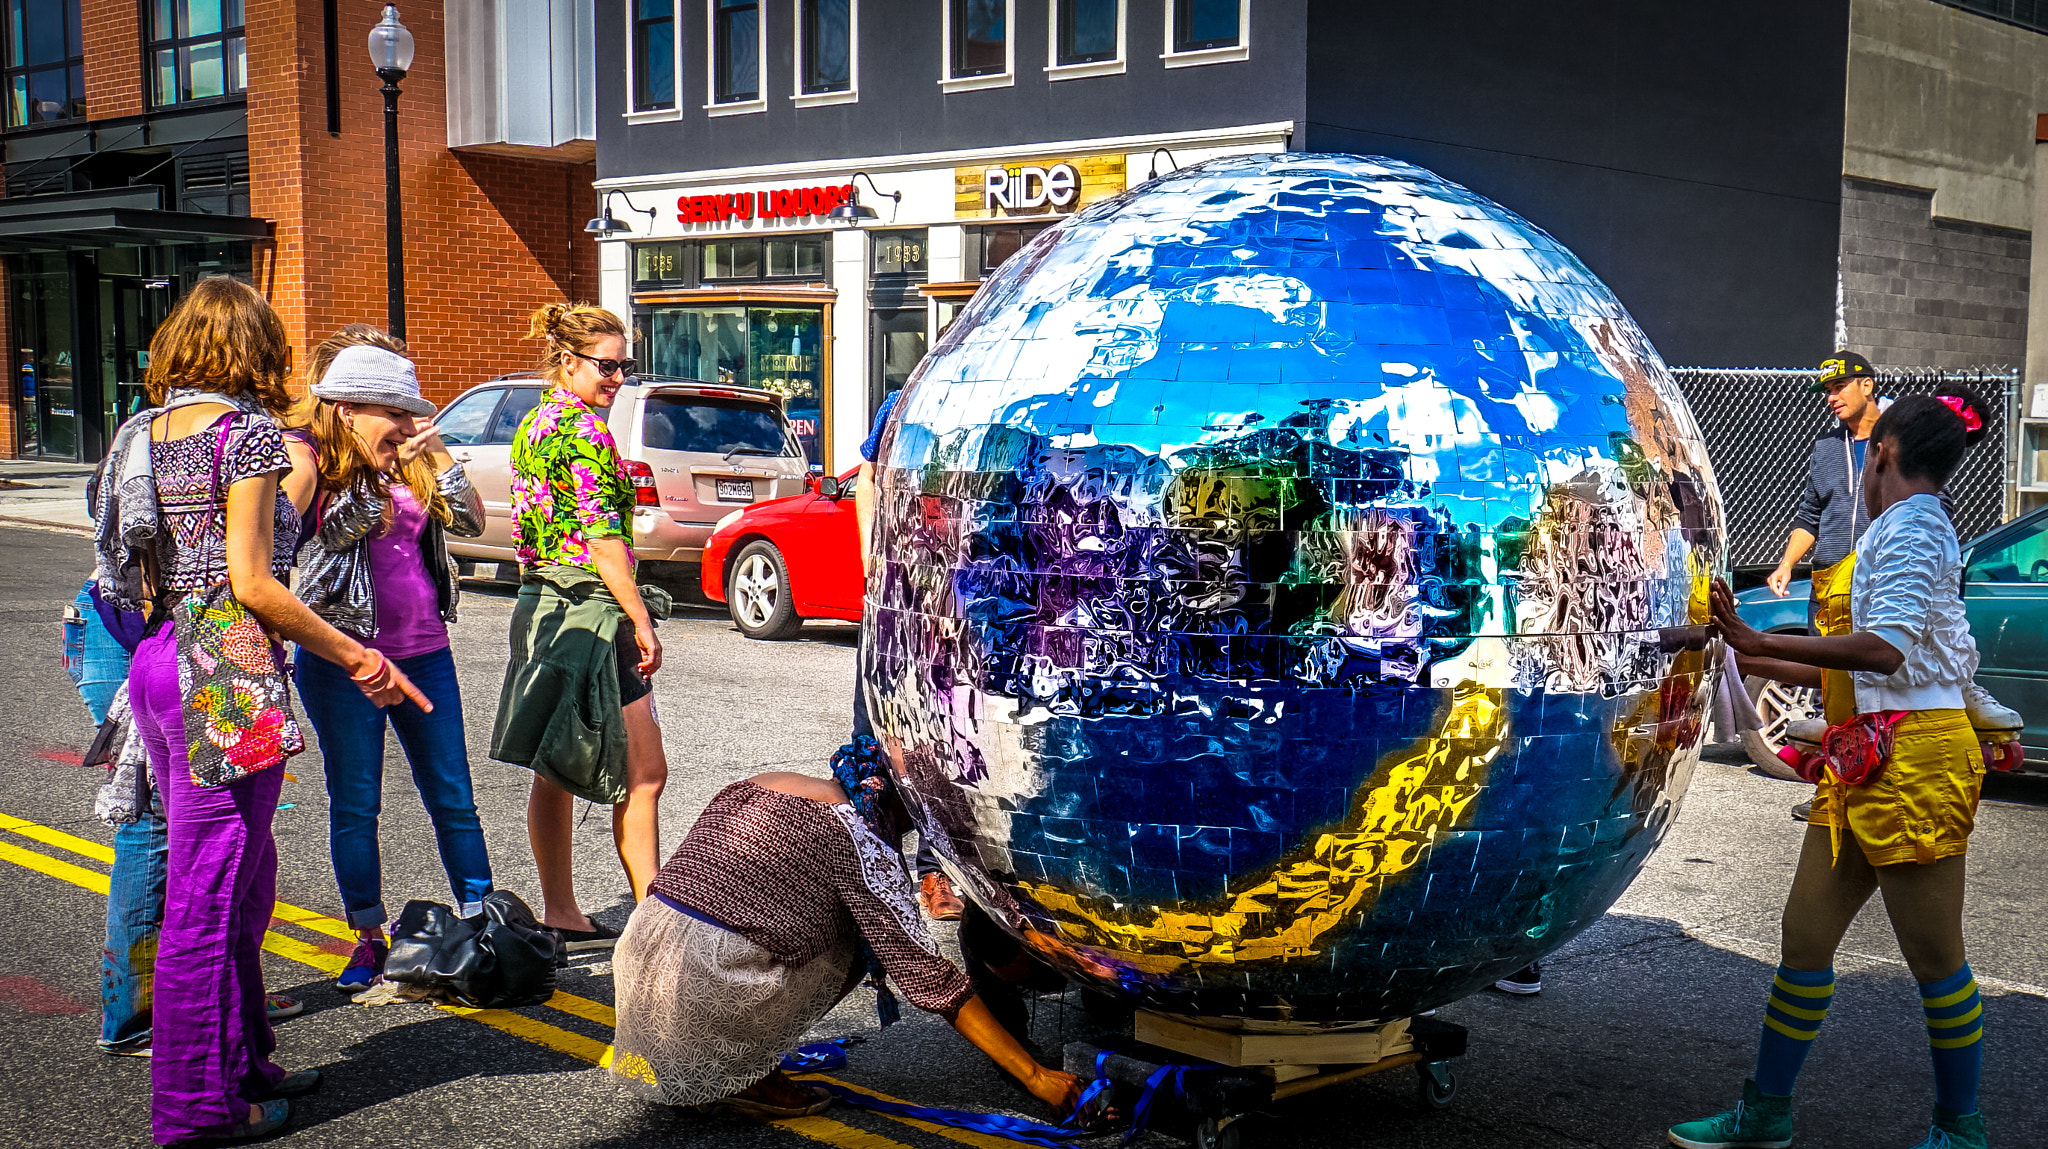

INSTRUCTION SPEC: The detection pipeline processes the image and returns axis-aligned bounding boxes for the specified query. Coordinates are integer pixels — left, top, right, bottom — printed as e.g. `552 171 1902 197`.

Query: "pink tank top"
366 485 449 659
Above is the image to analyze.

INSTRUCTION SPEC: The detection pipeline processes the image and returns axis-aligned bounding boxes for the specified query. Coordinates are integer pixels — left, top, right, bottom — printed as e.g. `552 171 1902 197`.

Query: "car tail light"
622 460 659 507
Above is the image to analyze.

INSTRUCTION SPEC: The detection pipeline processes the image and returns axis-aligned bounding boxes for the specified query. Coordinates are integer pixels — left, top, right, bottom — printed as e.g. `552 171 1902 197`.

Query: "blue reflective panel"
152 46 174 105
803 0 849 92
182 0 222 38
23 0 63 64
6 74 25 127
27 63 65 120
1175 0 1237 50
184 39 223 100
1058 0 1116 64
865 154 1722 1025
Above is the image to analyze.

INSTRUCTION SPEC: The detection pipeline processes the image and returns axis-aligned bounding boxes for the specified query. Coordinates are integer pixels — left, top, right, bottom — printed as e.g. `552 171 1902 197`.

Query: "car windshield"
641 394 797 456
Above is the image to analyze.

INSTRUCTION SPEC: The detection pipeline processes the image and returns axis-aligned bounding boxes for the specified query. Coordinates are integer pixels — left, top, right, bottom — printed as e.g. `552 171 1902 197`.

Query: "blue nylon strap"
781 1043 1204 1146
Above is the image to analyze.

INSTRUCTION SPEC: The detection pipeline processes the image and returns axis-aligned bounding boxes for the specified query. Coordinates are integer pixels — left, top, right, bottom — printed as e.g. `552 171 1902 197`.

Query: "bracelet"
349 648 390 685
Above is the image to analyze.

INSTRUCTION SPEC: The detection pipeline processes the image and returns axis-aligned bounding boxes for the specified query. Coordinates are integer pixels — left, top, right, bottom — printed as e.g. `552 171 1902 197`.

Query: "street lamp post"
368 5 415 340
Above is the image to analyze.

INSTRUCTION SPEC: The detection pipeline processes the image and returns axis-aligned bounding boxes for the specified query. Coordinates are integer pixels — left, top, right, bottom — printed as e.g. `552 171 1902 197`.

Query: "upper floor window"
1049 0 1121 77
150 0 248 106
1936 1 2048 35
631 0 675 111
1163 0 1246 67
3 0 84 129
1055 0 1117 65
943 0 1011 90
949 0 1005 76
799 0 851 95
711 0 761 107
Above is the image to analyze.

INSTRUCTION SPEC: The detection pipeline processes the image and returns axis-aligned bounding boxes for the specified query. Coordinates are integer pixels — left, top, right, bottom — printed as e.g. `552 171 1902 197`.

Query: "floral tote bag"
172 415 305 788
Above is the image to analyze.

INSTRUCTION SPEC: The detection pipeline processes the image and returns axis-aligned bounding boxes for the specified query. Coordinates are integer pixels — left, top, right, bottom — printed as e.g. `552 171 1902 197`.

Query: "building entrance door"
98 276 172 445
11 253 77 459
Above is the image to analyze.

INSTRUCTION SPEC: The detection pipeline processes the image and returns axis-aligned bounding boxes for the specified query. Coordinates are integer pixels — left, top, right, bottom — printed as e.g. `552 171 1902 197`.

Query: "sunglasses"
567 350 637 378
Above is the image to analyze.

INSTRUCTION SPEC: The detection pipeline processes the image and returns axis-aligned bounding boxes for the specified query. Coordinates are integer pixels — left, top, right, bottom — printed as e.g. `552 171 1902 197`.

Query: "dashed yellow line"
0 809 926 1149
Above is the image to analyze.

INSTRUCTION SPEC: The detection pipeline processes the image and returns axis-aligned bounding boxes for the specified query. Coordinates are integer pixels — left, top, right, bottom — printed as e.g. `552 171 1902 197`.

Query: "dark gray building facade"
593 1 1849 469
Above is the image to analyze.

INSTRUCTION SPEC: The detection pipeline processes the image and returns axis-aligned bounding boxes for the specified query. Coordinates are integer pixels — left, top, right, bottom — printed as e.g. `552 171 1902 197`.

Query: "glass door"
98 275 171 444
11 253 77 459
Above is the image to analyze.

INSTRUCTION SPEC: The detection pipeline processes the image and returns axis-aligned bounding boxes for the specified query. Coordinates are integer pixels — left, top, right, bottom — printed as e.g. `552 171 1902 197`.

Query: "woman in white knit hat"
290 325 494 993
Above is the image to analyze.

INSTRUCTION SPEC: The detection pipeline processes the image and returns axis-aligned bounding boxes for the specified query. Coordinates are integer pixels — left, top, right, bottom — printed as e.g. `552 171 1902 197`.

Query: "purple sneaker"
336 937 388 993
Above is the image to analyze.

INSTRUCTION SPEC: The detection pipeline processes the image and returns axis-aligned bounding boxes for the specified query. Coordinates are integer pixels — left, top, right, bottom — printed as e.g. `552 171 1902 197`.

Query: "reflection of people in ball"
607 739 1085 1120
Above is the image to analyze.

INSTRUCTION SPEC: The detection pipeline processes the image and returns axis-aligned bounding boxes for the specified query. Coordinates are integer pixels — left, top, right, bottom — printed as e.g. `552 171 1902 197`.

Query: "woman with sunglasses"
491 302 669 953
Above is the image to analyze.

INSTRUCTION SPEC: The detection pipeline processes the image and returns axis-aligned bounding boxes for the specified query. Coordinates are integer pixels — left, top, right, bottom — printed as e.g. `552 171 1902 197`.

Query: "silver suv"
435 374 811 581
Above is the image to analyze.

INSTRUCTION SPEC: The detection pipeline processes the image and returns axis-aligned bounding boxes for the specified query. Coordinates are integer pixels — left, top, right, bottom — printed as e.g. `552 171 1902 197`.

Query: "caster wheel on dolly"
1416 1061 1457 1109
1193 1116 1242 1149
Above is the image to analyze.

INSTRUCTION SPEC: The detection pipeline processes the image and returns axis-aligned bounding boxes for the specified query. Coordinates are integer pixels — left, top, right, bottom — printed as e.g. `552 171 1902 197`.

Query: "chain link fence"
1670 366 2020 570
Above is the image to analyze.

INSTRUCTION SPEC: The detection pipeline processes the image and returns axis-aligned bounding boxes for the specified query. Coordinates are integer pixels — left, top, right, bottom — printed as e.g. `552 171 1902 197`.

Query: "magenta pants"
129 625 286 1143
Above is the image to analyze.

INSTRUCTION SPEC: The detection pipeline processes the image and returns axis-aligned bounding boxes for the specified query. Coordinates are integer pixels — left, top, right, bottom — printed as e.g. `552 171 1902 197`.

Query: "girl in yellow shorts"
1673 390 1993 1149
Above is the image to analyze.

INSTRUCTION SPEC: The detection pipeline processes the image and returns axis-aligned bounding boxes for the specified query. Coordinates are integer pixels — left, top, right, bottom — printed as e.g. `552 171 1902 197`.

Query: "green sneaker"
1667 1079 1794 1149
1907 1106 1986 1149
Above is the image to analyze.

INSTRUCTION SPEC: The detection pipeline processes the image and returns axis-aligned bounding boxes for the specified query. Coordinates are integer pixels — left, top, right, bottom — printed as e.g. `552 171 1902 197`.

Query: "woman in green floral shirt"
497 302 669 953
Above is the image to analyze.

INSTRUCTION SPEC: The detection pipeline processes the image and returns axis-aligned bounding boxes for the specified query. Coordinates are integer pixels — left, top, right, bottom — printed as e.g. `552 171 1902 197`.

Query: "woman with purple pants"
91 278 428 1144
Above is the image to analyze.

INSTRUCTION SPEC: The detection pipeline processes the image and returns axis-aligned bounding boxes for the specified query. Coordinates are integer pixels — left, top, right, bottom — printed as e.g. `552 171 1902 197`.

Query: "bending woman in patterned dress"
1684 391 1995 1149
609 737 1087 1121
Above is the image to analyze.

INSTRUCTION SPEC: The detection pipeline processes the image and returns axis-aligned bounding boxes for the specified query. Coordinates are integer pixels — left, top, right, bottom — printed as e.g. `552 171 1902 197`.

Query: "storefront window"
4 0 84 128
12 252 72 458
634 241 689 287
702 235 825 282
638 305 827 464
977 222 1053 274
149 0 248 106
712 0 759 104
948 0 1006 77
870 230 927 276
632 0 675 111
800 0 850 94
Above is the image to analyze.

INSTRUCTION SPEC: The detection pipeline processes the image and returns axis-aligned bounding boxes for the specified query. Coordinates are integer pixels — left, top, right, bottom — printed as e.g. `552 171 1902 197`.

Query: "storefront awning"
0 188 272 254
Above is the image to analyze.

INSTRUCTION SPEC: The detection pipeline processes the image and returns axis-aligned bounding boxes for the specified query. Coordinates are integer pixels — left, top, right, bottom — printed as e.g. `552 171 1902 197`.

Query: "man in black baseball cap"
1770 350 1884 598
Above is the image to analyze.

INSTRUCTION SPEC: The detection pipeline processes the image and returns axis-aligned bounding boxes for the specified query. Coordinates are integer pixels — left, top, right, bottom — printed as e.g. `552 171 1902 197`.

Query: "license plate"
715 478 755 502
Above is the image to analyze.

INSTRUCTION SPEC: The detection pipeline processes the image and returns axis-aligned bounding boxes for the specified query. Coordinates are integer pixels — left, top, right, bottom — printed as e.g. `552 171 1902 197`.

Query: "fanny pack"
1816 710 1908 786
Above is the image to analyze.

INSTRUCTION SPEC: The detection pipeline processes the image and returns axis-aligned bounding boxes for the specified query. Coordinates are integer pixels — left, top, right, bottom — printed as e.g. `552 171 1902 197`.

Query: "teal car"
1733 503 2048 771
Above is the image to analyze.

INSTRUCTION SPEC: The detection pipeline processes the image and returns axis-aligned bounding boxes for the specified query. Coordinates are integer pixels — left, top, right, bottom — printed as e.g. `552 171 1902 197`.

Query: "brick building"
0 0 597 462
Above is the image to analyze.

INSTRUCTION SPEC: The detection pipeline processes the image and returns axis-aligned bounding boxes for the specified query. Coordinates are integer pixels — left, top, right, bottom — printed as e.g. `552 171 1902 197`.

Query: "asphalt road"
0 522 2043 1149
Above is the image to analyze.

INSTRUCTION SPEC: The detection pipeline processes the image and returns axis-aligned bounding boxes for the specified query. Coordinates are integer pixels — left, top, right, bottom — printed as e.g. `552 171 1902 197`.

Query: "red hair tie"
1936 394 1983 433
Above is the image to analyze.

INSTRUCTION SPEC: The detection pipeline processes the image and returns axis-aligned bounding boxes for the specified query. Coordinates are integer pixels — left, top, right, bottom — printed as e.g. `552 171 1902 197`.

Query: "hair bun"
526 302 572 342
1935 389 1991 448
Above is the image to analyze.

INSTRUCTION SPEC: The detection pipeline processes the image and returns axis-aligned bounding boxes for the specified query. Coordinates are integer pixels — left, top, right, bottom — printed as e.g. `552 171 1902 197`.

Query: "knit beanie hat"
312 344 436 416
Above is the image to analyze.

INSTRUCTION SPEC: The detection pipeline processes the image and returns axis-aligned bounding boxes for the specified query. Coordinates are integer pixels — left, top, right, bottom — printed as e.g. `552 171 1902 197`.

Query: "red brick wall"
80 0 144 120
248 0 598 408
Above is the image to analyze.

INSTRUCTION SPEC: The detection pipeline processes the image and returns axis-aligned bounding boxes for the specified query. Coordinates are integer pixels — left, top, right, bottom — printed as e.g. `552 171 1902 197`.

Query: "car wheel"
1742 673 1822 781
728 541 803 640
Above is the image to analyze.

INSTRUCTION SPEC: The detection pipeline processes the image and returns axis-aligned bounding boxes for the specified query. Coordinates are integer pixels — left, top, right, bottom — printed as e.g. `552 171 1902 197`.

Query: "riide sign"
955 154 1126 219
677 183 852 224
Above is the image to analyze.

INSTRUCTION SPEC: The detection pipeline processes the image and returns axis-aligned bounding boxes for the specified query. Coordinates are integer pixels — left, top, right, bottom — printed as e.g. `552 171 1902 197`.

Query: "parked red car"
701 466 863 639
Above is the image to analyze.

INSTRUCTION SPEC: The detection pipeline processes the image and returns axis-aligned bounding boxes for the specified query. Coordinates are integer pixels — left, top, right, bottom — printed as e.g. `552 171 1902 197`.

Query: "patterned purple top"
650 781 974 1015
148 412 298 590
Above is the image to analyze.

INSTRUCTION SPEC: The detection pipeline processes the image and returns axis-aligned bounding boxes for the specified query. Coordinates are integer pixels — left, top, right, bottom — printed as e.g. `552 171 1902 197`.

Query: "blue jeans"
295 645 493 928
71 582 162 1050
102 792 166 1049
69 583 129 724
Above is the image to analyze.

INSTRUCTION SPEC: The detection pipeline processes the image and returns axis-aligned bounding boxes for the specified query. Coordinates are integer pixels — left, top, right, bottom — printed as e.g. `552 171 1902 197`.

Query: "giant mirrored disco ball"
863 153 1723 1026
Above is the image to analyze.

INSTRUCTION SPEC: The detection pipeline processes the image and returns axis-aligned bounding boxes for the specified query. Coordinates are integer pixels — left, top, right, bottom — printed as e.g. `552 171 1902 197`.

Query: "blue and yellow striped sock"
1920 963 1984 1117
1753 964 1833 1096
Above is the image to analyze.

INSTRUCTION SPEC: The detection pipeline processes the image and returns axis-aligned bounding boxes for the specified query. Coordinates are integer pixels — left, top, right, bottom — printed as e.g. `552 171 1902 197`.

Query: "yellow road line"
0 812 922 1149
0 838 111 894
0 811 116 864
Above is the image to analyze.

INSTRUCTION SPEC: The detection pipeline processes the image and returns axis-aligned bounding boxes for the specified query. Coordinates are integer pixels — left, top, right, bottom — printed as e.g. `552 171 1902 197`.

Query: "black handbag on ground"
385 890 563 1009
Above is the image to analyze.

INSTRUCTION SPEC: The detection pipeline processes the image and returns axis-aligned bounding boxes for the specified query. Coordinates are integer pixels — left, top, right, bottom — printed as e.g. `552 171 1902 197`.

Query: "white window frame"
1046 0 1123 80
1161 0 1249 69
939 0 1014 93
792 0 859 107
624 0 685 123
706 0 769 116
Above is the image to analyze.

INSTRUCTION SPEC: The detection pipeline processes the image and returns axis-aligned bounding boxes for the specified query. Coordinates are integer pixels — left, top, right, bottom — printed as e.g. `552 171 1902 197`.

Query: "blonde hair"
293 323 449 524
143 277 293 412
526 302 632 390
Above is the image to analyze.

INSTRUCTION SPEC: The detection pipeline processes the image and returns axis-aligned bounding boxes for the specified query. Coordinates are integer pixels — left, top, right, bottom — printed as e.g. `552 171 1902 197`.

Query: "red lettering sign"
676 183 852 226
